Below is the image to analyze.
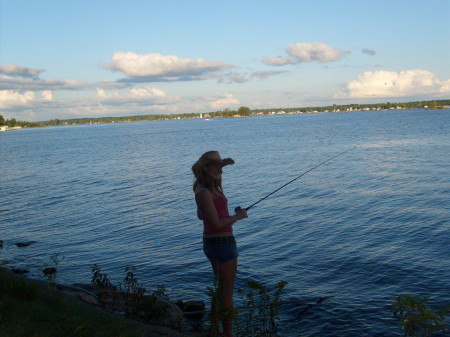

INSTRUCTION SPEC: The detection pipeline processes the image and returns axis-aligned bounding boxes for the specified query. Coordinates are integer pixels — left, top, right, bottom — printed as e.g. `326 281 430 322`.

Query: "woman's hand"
235 207 248 220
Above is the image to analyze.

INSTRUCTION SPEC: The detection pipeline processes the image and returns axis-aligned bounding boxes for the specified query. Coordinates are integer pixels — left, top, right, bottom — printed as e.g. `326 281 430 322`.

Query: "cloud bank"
336 69 450 98
106 52 232 82
0 65 45 79
0 64 86 113
0 64 85 92
0 77 85 91
264 42 349 66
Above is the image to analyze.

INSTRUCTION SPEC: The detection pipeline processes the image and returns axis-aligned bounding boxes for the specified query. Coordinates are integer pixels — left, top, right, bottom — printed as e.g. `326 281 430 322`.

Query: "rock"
43 267 57 275
15 241 36 247
76 292 102 307
60 285 185 332
138 297 184 331
162 299 184 331
11 268 29 274
177 300 205 312
176 300 205 320
176 300 205 332
72 283 97 293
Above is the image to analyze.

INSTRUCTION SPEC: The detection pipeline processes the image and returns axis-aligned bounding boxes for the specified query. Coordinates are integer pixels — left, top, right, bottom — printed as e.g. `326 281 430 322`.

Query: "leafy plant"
392 295 450 337
120 269 172 322
45 253 64 287
120 266 142 295
118 266 148 317
90 264 115 291
206 275 233 335
234 280 288 337
150 284 169 301
90 264 174 326
136 285 171 322
206 278 287 337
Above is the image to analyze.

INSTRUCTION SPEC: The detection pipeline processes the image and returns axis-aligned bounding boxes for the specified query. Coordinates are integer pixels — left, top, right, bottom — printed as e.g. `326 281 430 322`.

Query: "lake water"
1 109 449 336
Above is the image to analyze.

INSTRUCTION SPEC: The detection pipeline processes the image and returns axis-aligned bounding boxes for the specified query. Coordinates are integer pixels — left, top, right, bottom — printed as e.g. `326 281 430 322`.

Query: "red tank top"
198 191 233 235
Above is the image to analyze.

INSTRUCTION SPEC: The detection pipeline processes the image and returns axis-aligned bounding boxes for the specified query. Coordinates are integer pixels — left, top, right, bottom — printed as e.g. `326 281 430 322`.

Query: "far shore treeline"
1 99 449 129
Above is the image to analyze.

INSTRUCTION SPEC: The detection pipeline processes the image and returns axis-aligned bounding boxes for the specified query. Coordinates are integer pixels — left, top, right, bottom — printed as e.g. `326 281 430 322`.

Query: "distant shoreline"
1 99 449 130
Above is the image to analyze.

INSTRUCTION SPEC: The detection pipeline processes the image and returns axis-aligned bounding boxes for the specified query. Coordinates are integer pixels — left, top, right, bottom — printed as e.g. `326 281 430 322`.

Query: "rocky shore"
1 266 203 336
1 240 205 336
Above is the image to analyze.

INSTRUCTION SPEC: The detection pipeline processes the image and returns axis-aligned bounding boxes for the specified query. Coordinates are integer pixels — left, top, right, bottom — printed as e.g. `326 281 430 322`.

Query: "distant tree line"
207 106 252 118
0 116 38 128
1 99 448 128
254 99 450 114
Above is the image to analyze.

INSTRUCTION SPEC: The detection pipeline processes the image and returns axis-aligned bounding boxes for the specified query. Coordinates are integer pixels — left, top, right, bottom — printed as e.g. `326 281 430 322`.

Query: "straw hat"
192 151 234 177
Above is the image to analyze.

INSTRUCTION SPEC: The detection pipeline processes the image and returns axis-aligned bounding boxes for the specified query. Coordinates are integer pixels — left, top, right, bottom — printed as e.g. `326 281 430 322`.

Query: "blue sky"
1 0 449 121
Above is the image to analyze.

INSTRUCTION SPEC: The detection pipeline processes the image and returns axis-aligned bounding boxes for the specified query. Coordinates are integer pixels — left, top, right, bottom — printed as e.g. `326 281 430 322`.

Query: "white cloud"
336 69 450 98
263 57 296 66
217 70 288 84
252 70 288 80
207 92 240 110
439 79 450 93
0 65 45 78
287 42 347 62
129 87 166 97
42 90 53 101
106 52 231 81
0 90 53 109
0 90 36 108
96 86 178 106
264 42 348 66
217 73 248 84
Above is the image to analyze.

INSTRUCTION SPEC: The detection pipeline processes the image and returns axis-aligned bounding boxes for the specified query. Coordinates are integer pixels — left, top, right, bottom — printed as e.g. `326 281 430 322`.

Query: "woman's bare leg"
209 261 220 334
210 259 237 337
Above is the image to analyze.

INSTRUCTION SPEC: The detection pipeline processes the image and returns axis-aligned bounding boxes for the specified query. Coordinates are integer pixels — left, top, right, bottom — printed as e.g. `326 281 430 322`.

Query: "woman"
192 151 247 337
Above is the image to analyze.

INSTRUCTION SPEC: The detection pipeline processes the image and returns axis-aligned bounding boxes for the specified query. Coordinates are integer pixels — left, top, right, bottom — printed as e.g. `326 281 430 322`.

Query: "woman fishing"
192 151 248 337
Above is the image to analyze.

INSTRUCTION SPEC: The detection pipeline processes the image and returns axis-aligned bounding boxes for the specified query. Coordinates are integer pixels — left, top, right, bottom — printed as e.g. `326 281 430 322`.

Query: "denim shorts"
203 235 239 262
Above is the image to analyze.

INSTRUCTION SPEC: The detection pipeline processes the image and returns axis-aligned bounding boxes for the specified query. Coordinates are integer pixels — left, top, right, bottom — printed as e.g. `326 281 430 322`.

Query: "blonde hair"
192 151 231 193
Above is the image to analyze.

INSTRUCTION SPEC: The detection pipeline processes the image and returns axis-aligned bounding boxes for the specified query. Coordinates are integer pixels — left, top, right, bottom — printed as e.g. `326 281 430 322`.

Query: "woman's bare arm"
196 189 246 230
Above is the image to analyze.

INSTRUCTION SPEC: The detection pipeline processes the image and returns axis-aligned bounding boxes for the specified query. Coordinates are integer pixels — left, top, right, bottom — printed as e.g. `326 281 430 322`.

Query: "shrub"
207 278 287 337
235 280 288 337
392 295 450 337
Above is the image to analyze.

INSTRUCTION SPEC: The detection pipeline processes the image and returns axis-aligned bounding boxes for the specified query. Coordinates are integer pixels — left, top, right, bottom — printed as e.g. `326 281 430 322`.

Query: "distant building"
0 126 22 132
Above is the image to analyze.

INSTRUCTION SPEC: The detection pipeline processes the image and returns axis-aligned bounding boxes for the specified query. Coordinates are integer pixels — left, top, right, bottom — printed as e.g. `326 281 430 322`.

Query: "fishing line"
235 147 355 213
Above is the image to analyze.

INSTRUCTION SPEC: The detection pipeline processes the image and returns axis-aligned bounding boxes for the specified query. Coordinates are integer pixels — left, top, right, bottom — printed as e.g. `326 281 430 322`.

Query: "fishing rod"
235 147 355 213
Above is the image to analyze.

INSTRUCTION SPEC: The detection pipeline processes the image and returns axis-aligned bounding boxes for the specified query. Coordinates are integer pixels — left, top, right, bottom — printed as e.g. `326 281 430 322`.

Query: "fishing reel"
235 206 249 213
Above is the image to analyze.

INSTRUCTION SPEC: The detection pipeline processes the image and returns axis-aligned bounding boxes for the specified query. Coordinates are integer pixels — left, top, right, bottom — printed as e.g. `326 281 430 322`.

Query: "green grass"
0 268 188 337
